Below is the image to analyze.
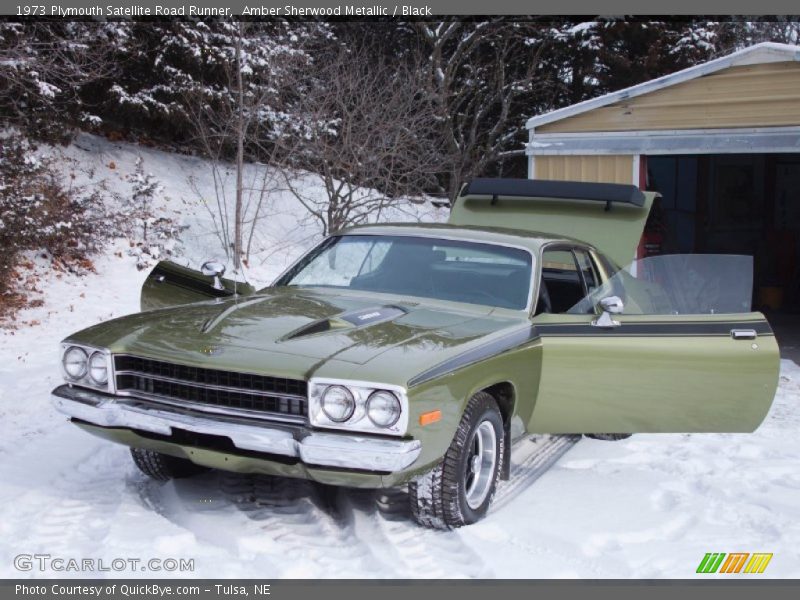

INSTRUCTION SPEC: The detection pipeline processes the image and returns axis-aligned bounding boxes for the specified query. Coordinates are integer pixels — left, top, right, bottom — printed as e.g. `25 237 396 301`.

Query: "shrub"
0 133 106 312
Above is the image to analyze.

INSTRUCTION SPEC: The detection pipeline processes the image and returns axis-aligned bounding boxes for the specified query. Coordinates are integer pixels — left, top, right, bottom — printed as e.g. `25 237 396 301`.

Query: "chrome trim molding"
52 386 420 473
108 388 307 425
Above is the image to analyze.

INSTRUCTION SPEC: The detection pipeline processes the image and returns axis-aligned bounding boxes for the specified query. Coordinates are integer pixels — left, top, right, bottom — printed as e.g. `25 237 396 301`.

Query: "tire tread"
409 391 504 529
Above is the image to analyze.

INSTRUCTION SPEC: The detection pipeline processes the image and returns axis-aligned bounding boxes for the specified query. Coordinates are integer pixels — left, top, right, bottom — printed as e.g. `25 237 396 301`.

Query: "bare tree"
274 43 442 236
183 21 312 272
415 21 552 200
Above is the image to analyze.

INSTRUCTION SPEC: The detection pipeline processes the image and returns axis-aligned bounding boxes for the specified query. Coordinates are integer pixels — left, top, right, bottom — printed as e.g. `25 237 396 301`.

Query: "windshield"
568 254 754 315
275 235 533 310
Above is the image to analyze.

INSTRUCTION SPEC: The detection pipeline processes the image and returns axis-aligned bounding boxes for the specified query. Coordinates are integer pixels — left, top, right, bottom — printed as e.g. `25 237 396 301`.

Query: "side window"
538 248 584 314
567 254 754 315
573 249 600 295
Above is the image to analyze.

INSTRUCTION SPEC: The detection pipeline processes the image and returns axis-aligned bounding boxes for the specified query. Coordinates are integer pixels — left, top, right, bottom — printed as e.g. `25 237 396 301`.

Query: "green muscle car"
52 179 780 529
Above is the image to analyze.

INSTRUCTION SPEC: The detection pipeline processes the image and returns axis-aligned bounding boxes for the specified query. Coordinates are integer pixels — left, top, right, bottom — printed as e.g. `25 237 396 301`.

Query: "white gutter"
525 126 800 156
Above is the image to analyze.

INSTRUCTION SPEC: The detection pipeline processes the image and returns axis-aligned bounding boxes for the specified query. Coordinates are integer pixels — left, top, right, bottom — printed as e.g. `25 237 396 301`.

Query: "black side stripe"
407 319 773 388
408 326 540 388
149 266 234 299
534 320 774 337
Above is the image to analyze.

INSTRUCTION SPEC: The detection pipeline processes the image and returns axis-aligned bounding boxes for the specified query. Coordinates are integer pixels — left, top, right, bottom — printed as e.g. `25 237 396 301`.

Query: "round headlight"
320 385 356 423
366 390 401 428
88 351 108 385
63 346 88 379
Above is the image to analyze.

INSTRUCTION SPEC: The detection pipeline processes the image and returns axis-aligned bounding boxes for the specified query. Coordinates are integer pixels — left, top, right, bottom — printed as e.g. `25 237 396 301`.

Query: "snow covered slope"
0 135 798 579
54 133 444 286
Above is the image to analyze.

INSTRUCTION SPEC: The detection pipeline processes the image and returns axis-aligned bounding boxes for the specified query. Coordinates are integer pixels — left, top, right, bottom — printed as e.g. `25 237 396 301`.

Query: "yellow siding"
534 155 634 184
538 61 800 133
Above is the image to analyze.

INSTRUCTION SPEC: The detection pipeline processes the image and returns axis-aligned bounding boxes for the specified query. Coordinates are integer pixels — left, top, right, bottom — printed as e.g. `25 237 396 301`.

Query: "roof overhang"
525 42 800 132
526 126 800 156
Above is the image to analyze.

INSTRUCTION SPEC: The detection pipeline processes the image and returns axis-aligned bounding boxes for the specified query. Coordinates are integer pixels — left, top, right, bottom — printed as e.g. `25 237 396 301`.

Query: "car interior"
350 241 532 310
535 247 599 315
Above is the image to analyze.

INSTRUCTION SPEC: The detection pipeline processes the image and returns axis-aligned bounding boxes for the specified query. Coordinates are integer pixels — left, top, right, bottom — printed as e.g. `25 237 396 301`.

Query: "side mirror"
201 260 226 291
599 296 624 314
592 296 623 328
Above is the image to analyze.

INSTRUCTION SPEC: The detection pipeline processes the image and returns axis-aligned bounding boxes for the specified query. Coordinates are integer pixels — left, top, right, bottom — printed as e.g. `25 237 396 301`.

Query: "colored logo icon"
696 552 773 574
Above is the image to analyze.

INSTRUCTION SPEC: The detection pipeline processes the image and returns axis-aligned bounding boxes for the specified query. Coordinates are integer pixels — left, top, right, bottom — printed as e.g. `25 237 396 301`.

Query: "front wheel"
409 391 504 529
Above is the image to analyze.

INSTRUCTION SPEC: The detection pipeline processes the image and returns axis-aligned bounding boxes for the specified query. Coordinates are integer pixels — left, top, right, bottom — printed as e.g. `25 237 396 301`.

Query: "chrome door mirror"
592 295 623 328
599 296 624 314
201 260 226 291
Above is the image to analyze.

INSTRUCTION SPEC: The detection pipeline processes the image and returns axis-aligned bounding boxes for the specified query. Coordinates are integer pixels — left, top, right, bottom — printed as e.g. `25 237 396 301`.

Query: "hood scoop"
282 305 407 341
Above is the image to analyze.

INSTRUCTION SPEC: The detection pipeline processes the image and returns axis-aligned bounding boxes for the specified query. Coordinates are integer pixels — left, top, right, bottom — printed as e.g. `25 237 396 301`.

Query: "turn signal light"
419 410 442 426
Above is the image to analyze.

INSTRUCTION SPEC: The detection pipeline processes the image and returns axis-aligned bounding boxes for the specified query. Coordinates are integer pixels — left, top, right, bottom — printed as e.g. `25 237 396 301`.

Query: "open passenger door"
529 252 780 434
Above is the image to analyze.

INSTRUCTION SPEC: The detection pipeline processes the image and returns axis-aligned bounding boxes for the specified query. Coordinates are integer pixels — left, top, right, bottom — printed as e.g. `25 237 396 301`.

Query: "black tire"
130 448 209 481
584 433 632 441
409 391 505 530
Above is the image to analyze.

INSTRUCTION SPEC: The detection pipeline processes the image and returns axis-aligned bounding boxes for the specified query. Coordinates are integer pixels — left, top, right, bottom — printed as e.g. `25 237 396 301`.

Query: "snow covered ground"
1 135 798 579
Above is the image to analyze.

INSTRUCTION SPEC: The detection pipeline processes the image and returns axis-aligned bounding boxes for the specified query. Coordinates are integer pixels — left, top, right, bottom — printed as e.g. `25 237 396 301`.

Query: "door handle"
730 329 757 340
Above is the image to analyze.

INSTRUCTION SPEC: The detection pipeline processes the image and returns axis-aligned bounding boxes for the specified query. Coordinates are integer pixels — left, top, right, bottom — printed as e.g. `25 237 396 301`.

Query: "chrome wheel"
464 420 497 509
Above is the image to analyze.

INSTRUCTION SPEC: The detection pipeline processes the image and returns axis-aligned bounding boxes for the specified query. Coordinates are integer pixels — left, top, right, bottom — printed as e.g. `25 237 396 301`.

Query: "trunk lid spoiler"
449 178 656 267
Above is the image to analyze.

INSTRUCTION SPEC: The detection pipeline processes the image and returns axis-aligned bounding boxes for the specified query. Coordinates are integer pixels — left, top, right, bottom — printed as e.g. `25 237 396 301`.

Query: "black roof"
460 178 646 208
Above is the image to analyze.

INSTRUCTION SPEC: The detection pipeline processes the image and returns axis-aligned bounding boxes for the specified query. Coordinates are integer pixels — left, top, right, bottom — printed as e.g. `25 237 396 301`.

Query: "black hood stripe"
408 325 539 387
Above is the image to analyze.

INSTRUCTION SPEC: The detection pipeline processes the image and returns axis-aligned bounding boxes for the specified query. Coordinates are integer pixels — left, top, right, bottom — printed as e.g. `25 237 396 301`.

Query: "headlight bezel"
60 342 114 392
308 378 409 436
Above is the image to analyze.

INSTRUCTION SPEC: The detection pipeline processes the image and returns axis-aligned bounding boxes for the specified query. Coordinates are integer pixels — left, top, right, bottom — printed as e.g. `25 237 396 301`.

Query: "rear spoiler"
460 178 646 210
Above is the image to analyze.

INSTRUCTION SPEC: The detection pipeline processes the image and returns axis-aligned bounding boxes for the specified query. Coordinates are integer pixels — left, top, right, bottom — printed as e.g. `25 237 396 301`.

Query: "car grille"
113 355 307 420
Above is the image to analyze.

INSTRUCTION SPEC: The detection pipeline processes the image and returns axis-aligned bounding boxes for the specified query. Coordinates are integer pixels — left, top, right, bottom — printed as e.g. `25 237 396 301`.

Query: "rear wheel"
130 448 209 481
409 392 504 529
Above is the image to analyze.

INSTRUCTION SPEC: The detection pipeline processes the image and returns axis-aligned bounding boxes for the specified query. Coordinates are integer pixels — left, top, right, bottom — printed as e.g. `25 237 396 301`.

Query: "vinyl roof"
525 42 800 131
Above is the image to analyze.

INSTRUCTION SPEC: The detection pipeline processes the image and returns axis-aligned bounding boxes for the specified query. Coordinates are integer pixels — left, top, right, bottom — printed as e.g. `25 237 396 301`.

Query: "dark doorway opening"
645 153 800 360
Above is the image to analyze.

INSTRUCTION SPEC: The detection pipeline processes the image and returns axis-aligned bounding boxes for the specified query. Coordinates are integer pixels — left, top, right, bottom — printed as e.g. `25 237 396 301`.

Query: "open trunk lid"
449 178 656 267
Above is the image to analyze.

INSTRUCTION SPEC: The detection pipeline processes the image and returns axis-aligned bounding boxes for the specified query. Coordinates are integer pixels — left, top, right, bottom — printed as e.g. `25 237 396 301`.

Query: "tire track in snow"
217 474 392 576
347 488 494 578
492 434 581 512
124 436 579 578
1 443 130 575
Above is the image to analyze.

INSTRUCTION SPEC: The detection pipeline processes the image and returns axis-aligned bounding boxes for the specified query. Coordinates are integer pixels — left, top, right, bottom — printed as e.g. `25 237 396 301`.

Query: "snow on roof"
526 42 800 130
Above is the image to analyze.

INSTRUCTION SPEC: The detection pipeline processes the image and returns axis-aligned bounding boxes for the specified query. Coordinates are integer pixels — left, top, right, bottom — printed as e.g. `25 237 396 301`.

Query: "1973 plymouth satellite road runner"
52 179 780 529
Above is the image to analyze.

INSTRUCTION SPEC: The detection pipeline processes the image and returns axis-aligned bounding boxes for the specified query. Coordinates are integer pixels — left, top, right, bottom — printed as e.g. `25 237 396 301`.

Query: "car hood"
67 287 528 385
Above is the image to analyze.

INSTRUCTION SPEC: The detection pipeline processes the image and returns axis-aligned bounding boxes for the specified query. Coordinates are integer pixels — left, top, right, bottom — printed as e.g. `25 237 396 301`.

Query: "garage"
525 42 800 360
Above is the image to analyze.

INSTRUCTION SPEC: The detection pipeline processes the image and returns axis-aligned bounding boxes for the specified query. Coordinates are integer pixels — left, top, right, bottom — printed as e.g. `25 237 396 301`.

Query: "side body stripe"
408 319 773 388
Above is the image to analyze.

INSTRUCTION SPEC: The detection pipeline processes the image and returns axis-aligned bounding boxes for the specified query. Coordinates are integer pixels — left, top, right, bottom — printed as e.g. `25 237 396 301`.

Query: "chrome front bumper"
51 385 421 473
